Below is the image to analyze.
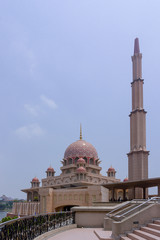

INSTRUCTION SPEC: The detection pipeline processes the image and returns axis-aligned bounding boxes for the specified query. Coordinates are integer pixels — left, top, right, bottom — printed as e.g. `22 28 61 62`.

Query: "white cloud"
40 95 57 109
15 124 45 139
24 104 38 116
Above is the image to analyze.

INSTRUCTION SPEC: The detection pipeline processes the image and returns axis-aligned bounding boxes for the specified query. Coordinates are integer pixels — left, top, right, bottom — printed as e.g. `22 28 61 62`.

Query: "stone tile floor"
47 228 112 240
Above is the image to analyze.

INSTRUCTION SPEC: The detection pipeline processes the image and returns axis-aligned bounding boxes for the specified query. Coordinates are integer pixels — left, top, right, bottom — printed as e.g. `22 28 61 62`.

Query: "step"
154 220 160 225
134 229 160 240
94 229 113 240
127 233 146 240
148 223 160 231
120 236 132 240
141 226 160 237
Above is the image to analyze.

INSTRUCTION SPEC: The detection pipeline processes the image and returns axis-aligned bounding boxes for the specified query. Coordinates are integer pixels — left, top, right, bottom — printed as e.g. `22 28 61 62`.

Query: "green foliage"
33 196 38 202
1 216 11 223
0 201 13 210
0 216 18 223
0 203 5 210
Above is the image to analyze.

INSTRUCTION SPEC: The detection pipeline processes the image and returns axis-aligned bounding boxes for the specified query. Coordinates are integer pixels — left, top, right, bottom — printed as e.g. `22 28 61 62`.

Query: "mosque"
21 125 123 213
11 38 160 217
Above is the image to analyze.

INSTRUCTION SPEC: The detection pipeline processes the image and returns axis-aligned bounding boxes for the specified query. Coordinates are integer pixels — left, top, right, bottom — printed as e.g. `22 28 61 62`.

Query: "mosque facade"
12 38 150 216
22 126 121 213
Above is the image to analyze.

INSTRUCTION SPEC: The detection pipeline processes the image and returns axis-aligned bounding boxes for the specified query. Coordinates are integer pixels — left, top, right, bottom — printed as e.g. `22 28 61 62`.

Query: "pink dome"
123 177 128 182
32 177 39 182
47 166 54 172
108 167 116 172
64 140 98 159
76 167 86 173
77 158 86 163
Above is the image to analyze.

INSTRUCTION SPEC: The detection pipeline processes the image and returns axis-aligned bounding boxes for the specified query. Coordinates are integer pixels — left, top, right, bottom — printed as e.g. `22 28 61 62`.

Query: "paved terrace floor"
47 228 112 240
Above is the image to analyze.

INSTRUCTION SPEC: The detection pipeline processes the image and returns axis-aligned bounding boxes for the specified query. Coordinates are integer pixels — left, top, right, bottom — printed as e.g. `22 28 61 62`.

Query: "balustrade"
0 211 75 240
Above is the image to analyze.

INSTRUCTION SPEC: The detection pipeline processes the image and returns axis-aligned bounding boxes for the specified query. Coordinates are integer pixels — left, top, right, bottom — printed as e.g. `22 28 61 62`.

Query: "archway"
55 205 79 212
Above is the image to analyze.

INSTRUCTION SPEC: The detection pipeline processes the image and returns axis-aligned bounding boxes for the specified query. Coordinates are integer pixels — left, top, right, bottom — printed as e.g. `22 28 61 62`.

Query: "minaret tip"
134 38 140 54
80 124 82 140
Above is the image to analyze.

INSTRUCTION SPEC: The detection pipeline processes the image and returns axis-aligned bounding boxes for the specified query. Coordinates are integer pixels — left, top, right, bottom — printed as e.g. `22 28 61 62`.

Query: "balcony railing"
0 211 75 240
106 197 160 222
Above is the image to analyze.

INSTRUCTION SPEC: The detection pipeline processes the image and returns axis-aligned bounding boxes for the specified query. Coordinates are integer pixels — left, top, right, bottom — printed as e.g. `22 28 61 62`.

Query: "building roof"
77 158 86 163
76 166 86 173
64 139 98 159
102 177 160 190
107 167 116 172
46 166 54 172
123 177 128 182
32 177 39 182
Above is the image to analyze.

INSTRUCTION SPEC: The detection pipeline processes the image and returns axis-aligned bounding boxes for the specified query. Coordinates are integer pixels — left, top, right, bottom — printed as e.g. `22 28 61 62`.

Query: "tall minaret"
127 38 149 198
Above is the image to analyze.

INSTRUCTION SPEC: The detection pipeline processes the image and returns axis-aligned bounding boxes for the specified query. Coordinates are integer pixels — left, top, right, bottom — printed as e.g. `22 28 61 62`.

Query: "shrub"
0 216 18 223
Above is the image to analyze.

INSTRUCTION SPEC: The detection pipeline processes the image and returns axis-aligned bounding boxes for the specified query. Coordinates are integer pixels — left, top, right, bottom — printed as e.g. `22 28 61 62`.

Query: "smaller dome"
123 177 128 182
32 177 39 182
76 167 86 173
47 166 54 172
77 158 86 164
108 166 116 172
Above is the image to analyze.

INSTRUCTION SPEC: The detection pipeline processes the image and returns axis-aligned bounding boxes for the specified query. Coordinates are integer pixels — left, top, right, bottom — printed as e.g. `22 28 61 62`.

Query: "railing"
0 211 75 240
106 197 160 222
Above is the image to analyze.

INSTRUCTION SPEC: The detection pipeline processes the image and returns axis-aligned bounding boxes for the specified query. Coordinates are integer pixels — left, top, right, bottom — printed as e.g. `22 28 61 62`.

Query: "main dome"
64 139 98 159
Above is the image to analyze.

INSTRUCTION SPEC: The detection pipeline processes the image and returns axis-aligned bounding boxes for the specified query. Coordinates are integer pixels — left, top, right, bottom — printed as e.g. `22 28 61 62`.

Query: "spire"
80 124 82 140
134 38 140 54
132 38 142 81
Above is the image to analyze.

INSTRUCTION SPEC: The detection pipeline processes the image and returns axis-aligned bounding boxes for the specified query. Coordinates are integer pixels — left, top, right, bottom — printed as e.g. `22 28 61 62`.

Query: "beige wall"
72 206 114 227
39 185 109 213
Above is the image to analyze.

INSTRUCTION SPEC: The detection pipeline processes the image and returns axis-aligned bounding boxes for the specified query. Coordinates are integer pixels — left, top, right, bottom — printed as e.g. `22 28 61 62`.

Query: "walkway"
47 228 112 240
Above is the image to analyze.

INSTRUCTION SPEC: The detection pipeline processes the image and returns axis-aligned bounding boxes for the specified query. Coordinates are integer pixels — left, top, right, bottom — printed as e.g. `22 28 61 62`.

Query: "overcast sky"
0 0 160 199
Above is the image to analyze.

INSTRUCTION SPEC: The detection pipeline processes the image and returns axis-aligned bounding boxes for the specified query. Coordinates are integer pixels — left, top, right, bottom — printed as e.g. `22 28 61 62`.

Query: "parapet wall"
10 202 40 216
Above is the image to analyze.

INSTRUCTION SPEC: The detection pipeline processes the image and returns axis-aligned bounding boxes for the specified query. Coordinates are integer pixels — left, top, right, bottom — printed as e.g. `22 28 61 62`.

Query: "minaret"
127 38 149 198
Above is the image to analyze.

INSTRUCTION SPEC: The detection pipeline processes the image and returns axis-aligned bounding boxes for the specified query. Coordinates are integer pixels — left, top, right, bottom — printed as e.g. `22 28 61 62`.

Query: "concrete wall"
72 206 115 228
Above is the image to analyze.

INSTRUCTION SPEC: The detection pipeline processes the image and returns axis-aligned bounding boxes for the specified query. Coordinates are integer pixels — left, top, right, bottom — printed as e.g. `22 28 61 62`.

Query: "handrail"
106 197 160 221
106 199 146 217
118 197 160 220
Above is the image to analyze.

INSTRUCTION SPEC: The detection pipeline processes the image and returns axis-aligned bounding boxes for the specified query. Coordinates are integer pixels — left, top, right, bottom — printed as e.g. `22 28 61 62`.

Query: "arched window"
75 157 79 164
89 158 94 165
68 158 72 165
83 157 87 163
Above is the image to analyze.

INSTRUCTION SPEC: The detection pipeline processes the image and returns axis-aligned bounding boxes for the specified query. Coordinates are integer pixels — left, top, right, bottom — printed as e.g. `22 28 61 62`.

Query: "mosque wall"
38 185 110 213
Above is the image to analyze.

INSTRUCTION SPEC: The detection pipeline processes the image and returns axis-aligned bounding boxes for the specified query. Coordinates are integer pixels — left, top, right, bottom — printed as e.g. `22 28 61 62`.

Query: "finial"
134 38 140 54
80 124 82 140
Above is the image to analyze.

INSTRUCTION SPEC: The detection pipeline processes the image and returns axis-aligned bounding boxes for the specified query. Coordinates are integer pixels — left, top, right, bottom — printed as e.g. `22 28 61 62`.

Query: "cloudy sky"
0 0 160 199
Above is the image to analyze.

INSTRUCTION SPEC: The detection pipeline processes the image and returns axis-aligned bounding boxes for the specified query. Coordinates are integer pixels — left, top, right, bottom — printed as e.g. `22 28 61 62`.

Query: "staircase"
121 219 160 240
104 197 160 239
106 199 154 222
